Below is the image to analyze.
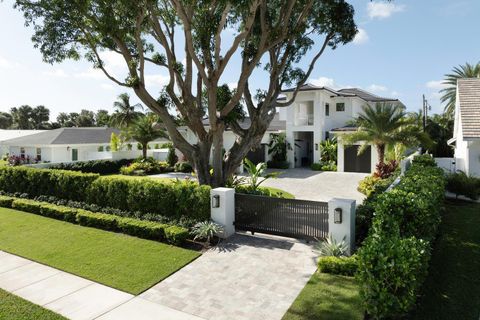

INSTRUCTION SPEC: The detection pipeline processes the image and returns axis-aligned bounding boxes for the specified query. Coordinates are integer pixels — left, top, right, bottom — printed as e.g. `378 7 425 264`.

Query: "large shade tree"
342 103 430 165
15 0 357 186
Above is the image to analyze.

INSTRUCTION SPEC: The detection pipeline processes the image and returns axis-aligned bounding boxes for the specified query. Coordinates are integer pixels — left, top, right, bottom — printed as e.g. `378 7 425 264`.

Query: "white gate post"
210 187 236 238
328 198 356 255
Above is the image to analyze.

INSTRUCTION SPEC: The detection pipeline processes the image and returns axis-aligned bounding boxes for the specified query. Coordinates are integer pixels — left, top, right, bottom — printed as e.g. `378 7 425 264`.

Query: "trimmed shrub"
357 159 446 318
40 203 77 222
412 154 436 167
174 161 193 173
76 210 118 231
317 255 358 276
310 161 337 171
357 235 429 318
446 171 480 200
49 159 131 174
0 195 15 208
166 145 178 167
0 166 98 202
165 225 189 245
12 199 42 214
117 217 168 241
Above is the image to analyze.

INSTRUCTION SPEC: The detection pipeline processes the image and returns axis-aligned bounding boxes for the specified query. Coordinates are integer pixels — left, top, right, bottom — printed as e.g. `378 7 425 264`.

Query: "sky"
0 0 479 119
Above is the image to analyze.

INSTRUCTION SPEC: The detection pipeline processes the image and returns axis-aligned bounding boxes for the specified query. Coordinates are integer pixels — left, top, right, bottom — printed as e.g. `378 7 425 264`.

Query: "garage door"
344 145 371 173
246 144 266 165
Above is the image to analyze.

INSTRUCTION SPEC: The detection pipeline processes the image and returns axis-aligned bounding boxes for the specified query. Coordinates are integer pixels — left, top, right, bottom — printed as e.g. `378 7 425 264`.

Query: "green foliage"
110 132 120 151
268 133 290 163
446 171 480 200
109 93 143 128
411 154 436 167
117 217 168 241
164 226 190 246
166 144 178 167
12 199 42 214
0 196 14 208
266 160 290 169
310 160 337 171
356 160 446 318
39 203 77 222
76 210 118 231
0 166 98 202
317 255 358 277
174 161 193 173
191 221 224 245
243 159 279 191
320 138 337 163
357 235 429 318
120 158 169 176
127 115 167 158
49 159 131 174
357 176 381 197
317 234 348 257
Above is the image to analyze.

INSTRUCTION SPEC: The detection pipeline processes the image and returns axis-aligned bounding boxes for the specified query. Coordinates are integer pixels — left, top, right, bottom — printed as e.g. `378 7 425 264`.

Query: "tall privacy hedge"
357 155 446 319
0 166 210 220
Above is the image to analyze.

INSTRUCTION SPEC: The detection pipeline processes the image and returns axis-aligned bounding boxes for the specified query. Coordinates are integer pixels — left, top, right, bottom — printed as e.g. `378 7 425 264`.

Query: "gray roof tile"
458 78 480 139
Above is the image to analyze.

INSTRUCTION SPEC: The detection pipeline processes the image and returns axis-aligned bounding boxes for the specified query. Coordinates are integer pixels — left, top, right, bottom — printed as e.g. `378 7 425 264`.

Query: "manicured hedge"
0 166 211 221
317 255 358 276
86 177 210 220
356 155 446 318
0 166 98 202
49 159 131 174
3 198 189 245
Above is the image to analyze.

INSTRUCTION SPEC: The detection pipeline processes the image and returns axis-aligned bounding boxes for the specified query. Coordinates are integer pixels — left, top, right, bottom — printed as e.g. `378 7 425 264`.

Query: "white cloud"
100 83 114 90
352 28 369 45
310 77 339 89
426 80 448 90
391 91 399 97
367 2 405 19
367 84 388 92
43 68 68 78
99 51 125 68
0 55 22 69
74 67 105 80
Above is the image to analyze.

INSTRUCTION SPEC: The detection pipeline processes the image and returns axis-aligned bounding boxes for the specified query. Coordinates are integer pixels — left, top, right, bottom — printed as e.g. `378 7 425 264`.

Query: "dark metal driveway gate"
234 193 329 241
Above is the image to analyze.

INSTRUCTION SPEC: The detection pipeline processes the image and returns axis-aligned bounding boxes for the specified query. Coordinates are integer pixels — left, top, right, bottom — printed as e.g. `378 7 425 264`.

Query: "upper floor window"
325 103 330 116
336 102 345 112
294 101 314 126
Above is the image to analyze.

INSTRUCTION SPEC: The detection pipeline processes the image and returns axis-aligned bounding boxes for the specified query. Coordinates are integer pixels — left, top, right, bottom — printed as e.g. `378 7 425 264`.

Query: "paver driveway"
140 233 318 320
260 168 368 203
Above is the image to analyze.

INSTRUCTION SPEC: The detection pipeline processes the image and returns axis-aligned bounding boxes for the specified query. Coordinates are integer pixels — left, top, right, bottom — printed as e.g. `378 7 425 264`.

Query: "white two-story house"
280 84 403 173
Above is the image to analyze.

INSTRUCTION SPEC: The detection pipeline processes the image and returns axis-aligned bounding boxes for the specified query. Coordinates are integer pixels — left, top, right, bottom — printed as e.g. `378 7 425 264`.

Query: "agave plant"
191 221 224 246
317 234 348 257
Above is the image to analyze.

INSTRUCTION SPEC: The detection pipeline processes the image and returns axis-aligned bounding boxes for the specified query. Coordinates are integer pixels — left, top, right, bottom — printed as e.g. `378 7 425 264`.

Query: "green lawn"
411 200 480 319
0 208 200 295
0 289 67 320
283 273 364 320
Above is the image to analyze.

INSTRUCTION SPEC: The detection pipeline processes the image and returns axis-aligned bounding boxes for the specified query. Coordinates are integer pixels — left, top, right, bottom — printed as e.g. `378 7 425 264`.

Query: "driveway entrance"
260 168 368 204
140 233 317 320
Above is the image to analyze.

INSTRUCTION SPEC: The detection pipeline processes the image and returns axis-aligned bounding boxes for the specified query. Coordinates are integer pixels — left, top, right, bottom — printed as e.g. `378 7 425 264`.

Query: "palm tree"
129 115 167 159
342 103 429 166
110 93 144 128
441 62 480 118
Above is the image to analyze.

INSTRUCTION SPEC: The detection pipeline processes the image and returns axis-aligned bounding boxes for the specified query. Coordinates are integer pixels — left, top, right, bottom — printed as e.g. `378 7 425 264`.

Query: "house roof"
1 127 120 146
0 130 46 143
201 114 286 131
282 83 402 104
457 78 480 139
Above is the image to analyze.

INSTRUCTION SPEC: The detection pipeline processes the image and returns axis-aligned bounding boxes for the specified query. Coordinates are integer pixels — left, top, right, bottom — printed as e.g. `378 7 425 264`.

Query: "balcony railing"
294 114 314 126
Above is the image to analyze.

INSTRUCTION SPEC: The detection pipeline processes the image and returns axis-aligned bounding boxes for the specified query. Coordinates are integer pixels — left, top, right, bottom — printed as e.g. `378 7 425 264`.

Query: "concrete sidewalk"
0 250 203 320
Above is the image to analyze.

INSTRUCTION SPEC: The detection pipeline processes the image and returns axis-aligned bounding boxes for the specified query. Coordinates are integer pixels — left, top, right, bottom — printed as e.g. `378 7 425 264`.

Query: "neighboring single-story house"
280 85 403 172
1 127 169 163
0 129 46 157
448 78 480 177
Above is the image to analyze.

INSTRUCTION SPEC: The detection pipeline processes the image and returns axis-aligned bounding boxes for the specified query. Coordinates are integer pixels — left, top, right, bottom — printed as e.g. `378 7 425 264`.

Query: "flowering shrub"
373 160 398 179
8 155 32 166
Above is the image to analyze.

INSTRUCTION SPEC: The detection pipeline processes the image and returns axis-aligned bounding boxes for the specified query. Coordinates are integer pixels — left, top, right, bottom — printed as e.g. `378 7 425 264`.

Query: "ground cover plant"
0 207 199 294
0 289 67 320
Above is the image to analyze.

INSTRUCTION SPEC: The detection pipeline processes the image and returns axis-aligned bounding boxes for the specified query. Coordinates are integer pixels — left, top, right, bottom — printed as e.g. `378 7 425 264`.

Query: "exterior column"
328 198 356 255
210 188 236 238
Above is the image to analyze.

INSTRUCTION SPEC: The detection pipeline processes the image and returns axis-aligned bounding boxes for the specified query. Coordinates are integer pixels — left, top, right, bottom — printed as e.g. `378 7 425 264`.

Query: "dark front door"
344 145 371 173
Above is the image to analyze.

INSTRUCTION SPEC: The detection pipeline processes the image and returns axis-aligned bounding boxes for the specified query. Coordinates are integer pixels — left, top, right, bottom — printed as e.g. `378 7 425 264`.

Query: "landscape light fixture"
334 208 342 224
212 194 220 208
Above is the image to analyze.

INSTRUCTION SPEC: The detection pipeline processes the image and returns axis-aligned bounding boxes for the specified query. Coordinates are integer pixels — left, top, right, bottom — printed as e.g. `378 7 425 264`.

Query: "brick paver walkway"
140 233 318 320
